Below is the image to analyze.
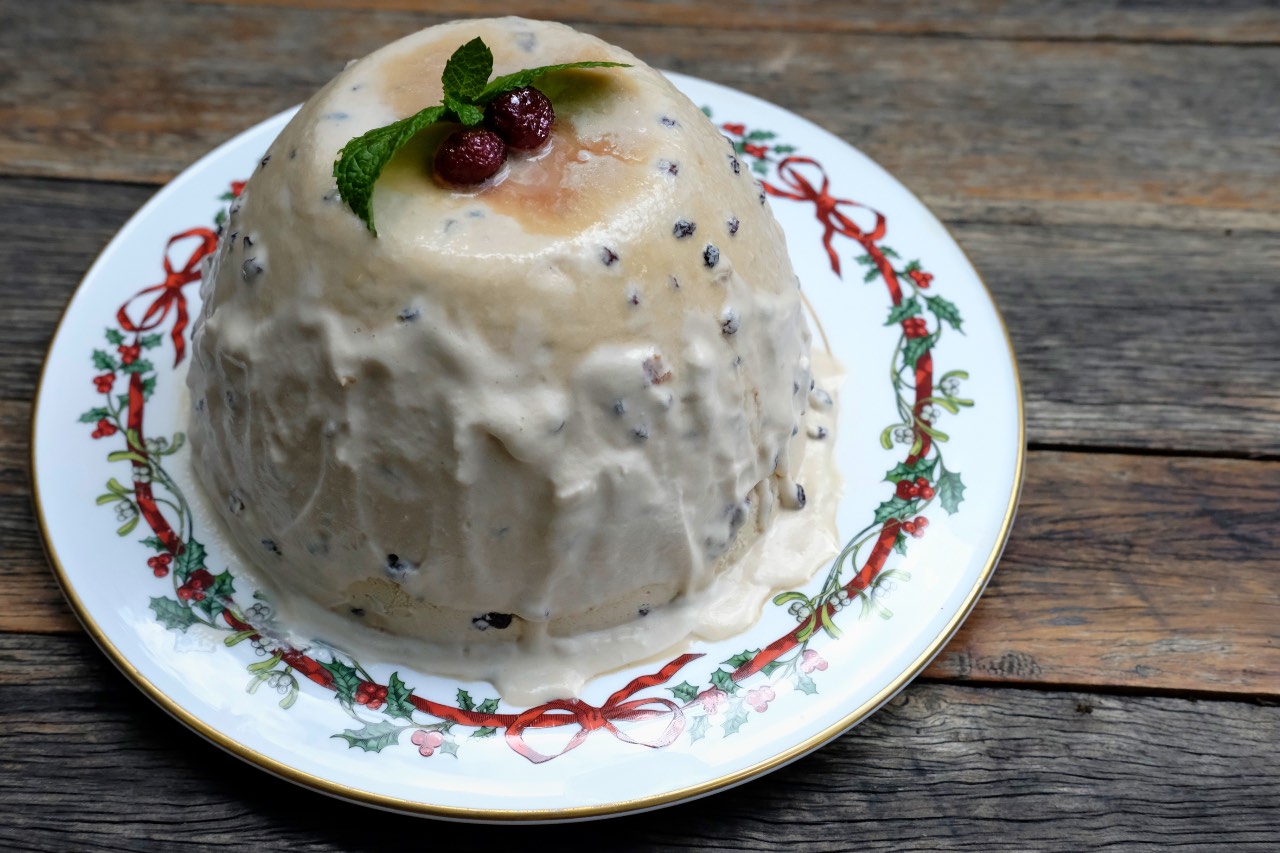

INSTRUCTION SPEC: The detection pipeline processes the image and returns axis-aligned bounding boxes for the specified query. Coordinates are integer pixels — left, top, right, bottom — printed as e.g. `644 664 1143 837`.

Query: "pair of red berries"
434 86 555 185
355 681 389 710
176 568 216 602
148 552 173 578
902 516 930 537
896 476 936 502
902 317 929 339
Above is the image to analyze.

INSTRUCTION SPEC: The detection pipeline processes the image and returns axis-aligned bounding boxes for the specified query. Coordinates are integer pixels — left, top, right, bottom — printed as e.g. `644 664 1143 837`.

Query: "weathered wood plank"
967 221 1280 453
925 451 1280 693
0 401 70 635
2 1 1278 230
0 179 151 404
3 176 1277 453
0 633 1277 848
186 0 1280 44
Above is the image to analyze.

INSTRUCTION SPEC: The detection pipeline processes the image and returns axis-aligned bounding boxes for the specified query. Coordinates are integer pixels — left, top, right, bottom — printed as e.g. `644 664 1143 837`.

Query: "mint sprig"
333 37 630 235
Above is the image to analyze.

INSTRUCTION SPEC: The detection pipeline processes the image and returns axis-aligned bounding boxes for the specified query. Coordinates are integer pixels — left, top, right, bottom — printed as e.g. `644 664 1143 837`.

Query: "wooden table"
3 1 1278 848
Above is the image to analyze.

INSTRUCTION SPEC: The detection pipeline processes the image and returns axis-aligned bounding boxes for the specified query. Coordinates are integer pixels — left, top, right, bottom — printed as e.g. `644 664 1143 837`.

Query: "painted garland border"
78 117 970 765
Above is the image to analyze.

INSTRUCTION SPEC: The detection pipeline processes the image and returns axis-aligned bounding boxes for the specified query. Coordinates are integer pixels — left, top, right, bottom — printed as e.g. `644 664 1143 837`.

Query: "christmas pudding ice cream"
186 17 841 701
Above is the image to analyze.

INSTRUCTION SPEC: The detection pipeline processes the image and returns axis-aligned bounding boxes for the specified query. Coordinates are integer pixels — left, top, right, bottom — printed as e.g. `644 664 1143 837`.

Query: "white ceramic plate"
32 73 1023 822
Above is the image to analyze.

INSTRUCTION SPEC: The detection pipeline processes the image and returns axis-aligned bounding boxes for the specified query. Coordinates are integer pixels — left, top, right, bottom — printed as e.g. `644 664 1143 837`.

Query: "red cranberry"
484 86 555 151
433 128 507 185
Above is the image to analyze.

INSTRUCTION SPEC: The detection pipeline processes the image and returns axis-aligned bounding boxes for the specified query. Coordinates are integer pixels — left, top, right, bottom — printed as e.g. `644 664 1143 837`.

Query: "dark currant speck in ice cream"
241 259 264 281
397 306 421 322
659 159 679 175
795 484 807 509
472 612 514 630
728 155 740 174
808 425 829 440
660 116 677 127
703 245 720 268
727 216 740 235
349 607 365 617
601 246 619 266
673 220 695 238
262 538 281 555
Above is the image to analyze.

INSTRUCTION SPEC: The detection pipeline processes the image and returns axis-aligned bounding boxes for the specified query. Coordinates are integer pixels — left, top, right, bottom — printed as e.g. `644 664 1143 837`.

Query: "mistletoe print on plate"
33 72 1023 821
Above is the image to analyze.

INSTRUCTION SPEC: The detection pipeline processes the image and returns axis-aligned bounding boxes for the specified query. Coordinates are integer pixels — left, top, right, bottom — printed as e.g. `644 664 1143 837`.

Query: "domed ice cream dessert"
186 17 842 702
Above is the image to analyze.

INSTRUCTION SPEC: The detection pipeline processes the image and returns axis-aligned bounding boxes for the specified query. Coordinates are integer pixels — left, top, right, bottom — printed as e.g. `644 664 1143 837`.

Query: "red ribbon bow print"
117 227 218 366
763 156 886 278
504 654 701 764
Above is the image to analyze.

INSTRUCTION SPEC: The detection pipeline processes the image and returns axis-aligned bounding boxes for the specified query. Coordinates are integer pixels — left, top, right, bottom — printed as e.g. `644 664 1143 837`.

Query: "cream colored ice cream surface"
185 17 843 704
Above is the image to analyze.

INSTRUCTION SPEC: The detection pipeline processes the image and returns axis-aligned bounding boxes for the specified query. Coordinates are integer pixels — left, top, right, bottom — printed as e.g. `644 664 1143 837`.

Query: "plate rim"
29 74 1026 822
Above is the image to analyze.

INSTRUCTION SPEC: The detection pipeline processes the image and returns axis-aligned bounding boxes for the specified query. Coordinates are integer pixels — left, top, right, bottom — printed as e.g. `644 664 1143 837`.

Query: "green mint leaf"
903 334 933 368
669 681 699 703
332 720 402 754
149 596 197 632
78 407 110 423
938 468 966 515
477 61 631 103
384 672 416 721
926 295 964 332
722 649 760 670
441 37 493 101
105 328 125 345
455 688 475 712
444 95 484 126
174 538 207 582
333 104 446 235
319 658 362 704
873 496 917 525
688 714 711 742
885 298 922 326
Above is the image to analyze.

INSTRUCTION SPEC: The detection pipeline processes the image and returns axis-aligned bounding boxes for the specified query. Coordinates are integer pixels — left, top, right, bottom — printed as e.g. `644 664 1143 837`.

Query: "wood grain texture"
182 0 1280 44
925 451 1280 694
2 0 1278 232
1 633 1277 849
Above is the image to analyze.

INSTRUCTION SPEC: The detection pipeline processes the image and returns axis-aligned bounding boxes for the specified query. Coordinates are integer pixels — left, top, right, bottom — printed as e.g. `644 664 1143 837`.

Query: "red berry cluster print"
85 111 971 764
